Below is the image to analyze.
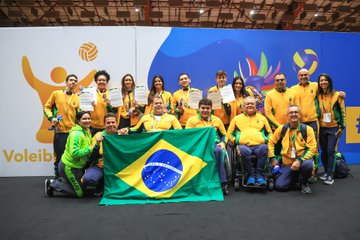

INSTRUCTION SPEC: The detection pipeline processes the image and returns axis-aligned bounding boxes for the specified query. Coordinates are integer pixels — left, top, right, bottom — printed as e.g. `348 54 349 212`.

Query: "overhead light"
314 13 319 17
199 9 204 14
250 10 255 15
135 8 140 12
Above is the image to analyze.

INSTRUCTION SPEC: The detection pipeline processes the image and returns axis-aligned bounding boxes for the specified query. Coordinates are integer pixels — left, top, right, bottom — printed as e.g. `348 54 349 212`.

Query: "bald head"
298 68 310 86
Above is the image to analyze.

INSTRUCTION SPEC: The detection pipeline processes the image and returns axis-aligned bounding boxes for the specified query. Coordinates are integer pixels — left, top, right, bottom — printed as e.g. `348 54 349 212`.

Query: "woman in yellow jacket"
229 76 262 121
316 73 346 185
144 75 172 115
118 74 142 129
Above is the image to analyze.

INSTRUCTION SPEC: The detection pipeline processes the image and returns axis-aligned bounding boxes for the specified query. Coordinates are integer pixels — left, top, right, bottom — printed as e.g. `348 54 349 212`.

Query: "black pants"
53 132 69 176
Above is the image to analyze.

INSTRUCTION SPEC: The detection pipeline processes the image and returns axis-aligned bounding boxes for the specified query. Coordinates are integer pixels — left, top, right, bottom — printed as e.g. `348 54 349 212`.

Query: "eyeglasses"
275 78 286 82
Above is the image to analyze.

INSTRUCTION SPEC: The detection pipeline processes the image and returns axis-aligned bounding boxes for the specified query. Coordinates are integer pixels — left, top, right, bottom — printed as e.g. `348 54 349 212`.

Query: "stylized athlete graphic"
235 52 281 93
22 56 95 143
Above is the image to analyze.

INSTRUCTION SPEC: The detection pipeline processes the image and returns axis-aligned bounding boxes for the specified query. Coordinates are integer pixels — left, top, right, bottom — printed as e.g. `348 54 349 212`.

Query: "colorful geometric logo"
234 52 281 93
79 42 98 62
116 139 207 198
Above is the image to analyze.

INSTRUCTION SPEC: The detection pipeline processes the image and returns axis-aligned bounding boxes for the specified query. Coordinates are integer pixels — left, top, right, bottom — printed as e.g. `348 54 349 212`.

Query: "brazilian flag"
99 127 224 205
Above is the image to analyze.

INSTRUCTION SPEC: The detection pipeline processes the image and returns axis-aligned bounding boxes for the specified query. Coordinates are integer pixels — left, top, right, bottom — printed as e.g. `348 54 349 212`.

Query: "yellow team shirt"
144 90 172 115
91 90 109 129
117 91 140 126
227 112 272 146
291 82 318 123
317 91 346 129
229 87 256 121
264 88 299 129
171 87 199 126
268 124 317 166
44 90 79 133
185 114 227 144
130 113 182 133
208 86 231 125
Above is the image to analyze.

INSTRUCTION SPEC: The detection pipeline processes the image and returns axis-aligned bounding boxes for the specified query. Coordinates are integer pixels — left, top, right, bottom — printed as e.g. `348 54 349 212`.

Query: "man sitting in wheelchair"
227 96 273 186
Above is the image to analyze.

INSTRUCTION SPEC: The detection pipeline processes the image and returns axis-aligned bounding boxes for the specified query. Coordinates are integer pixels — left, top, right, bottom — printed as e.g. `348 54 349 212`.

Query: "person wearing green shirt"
45 111 103 197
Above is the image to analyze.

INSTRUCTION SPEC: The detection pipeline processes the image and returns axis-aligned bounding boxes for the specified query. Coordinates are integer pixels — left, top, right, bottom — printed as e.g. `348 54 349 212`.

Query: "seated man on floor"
119 95 182 134
268 104 316 194
227 96 272 186
82 112 118 196
185 98 229 195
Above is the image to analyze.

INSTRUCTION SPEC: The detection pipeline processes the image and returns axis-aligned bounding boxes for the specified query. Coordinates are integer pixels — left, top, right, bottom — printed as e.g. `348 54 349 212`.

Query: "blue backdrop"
148 28 360 163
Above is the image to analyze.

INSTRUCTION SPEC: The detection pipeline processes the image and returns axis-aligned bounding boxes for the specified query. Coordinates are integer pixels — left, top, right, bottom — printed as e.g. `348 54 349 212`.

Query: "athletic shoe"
308 175 317 183
94 187 104 197
247 177 255 186
319 173 328 181
221 183 229 196
324 175 334 185
45 179 54 197
301 183 312 194
256 178 266 186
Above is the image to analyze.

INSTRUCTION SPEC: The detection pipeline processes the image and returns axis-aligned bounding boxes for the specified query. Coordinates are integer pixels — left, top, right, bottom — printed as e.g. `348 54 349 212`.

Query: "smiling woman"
44 111 104 198
316 73 346 185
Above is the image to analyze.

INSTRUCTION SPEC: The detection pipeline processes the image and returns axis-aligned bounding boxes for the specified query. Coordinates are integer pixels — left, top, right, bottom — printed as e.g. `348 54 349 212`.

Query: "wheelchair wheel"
234 178 240 191
268 178 274 191
223 150 232 182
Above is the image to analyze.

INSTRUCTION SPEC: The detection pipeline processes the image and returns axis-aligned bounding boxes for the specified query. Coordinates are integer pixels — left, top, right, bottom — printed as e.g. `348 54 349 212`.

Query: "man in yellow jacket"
227 96 272 186
208 70 231 127
268 104 317 194
171 73 199 127
264 73 299 130
186 98 229 195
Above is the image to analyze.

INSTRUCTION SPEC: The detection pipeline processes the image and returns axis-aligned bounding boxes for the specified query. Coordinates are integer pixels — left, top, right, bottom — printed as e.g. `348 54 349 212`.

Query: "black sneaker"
319 173 328 181
301 183 312 194
308 175 317 183
324 175 334 185
222 183 229 196
45 179 54 197
94 187 104 197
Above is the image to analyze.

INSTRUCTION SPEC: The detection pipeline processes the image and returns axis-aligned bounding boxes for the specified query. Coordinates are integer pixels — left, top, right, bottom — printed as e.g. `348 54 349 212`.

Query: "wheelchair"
230 144 274 191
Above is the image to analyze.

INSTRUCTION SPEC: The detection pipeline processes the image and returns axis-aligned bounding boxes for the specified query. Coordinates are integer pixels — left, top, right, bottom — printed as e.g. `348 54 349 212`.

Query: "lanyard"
181 89 189 103
97 89 107 100
125 92 133 110
321 94 332 112
151 114 163 130
64 91 74 114
289 129 297 148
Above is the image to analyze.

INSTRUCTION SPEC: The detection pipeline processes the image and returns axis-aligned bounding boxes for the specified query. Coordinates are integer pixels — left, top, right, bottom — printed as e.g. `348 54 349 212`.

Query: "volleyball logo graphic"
79 42 98 61
292 49 319 75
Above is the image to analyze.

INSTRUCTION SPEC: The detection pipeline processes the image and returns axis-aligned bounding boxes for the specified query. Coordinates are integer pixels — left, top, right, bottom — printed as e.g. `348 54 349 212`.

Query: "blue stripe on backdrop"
148 28 360 163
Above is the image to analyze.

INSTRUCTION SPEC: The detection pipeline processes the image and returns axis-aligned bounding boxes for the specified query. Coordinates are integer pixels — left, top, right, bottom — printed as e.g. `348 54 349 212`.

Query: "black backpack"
334 152 351 178
274 123 307 156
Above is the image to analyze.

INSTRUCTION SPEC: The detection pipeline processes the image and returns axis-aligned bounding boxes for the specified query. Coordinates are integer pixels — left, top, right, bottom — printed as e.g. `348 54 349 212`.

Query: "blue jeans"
274 160 313 191
238 144 268 179
319 126 338 176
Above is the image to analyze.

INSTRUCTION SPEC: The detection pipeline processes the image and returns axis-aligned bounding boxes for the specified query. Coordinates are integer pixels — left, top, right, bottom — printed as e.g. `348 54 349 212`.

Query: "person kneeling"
45 111 103 197
268 105 316 194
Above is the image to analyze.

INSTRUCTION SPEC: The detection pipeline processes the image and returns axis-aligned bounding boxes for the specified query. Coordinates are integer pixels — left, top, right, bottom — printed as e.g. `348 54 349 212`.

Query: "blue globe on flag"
292 49 319 75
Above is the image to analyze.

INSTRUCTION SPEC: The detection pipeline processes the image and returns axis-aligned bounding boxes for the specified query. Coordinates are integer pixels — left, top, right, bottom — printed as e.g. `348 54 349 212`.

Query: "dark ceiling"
0 0 359 32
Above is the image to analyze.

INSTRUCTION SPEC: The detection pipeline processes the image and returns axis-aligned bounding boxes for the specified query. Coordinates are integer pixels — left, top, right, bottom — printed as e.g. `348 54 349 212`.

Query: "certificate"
108 88 123 107
81 87 97 104
134 86 148 105
220 84 235 103
207 91 222 110
188 89 203 109
79 91 94 111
